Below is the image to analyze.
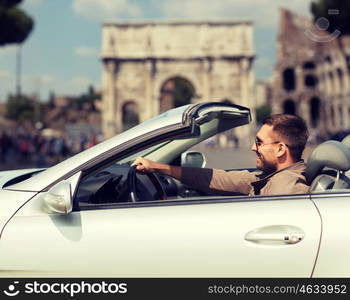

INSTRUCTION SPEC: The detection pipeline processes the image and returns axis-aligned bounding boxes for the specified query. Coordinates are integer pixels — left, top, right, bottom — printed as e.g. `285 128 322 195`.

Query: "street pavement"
193 144 315 170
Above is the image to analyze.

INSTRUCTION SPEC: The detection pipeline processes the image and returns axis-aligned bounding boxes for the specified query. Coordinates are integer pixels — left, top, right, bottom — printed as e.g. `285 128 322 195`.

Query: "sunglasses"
255 137 283 148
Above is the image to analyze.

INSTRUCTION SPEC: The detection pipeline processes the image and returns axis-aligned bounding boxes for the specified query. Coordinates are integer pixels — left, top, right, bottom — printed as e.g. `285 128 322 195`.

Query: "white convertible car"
0 102 350 277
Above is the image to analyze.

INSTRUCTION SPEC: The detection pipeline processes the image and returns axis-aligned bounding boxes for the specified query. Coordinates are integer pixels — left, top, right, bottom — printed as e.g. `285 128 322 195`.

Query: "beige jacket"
181 161 309 196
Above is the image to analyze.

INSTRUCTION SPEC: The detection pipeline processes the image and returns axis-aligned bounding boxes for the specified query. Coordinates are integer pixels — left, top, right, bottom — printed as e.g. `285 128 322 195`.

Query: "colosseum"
272 8 350 138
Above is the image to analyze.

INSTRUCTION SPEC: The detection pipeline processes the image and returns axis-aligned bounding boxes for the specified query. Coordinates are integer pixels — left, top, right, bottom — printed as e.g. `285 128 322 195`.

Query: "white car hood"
0 185 38 236
0 169 41 234
0 169 42 189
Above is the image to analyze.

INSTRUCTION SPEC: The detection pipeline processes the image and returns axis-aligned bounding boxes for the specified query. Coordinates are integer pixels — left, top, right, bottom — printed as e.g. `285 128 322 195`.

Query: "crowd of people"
0 131 104 169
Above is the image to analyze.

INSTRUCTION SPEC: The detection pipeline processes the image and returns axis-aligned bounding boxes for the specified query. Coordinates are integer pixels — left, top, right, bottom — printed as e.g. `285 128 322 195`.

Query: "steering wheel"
127 165 167 202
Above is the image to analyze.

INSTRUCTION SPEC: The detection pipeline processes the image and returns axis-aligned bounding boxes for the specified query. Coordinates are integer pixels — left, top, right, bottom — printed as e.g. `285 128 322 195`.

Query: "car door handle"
244 225 305 245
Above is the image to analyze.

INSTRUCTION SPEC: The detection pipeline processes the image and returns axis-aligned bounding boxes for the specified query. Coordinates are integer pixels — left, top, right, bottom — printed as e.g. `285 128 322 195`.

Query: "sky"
0 0 313 102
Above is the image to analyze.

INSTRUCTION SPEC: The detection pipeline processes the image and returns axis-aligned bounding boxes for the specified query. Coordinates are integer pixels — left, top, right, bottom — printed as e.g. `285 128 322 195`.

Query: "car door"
311 192 350 277
0 192 321 277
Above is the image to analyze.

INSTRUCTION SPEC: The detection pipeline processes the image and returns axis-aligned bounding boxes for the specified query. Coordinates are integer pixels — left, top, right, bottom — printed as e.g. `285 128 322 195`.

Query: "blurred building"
0 103 6 117
272 8 350 135
101 20 255 142
44 95 102 139
255 78 273 107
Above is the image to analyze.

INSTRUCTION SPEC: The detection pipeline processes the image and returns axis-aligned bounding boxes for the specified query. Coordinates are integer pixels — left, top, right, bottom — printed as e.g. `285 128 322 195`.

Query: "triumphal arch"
101 21 255 140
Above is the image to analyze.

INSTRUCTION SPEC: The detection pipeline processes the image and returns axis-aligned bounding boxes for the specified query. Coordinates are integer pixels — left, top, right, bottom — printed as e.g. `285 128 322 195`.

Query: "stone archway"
101 21 255 138
159 77 195 113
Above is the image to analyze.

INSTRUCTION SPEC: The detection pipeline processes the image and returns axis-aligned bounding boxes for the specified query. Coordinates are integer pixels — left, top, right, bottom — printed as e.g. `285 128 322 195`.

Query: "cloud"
72 0 142 21
69 76 92 88
255 57 273 69
21 0 44 9
0 71 11 79
0 46 17 57
27 74 56 86
41 76 96 97
74 46 98 57
38 74 55 84
158 0 311 28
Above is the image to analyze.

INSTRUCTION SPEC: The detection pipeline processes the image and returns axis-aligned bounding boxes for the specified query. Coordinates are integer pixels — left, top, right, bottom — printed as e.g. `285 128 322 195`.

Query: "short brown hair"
263 114 309 161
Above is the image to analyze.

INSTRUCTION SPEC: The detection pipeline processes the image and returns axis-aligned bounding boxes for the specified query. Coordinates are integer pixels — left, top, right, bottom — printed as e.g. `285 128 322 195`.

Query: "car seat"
305 140 350 192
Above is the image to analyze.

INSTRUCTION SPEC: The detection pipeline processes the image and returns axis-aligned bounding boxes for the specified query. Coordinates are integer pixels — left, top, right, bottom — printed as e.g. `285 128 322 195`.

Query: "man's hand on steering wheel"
130 157 167 201
132 157 182 181
132 157 159 173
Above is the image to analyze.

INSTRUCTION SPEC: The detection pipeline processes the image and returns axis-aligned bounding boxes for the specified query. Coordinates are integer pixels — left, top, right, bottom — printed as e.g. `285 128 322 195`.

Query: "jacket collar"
256 160 305 181
251 160 305 195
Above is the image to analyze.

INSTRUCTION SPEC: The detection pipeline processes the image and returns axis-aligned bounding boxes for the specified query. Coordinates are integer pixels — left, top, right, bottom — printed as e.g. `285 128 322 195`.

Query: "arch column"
299 99 310 129
102 59 119 138
142 60 155 122
201 58 212 102
324 102 333 133
322 64 332 96
331 71 340 96
295 66 303 92
318 98 327 134
341 104 350 130
333 101 341 131
239 58 254 145
240 58 252 109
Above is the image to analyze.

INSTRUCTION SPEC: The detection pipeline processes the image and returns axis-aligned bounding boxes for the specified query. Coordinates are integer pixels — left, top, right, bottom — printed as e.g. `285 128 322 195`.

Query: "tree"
5 94 48 122
0 0 34 46
311 0 350 36
69 85 101 111
5 94 34 121
256 105 272 125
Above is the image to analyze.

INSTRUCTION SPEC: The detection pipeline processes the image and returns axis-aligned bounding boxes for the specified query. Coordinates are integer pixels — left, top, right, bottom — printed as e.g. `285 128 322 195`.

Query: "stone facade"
272 8 350 136
101 21 255 141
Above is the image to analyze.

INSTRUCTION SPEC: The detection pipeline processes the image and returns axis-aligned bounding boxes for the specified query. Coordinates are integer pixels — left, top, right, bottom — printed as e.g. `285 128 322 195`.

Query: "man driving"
132 114 310 196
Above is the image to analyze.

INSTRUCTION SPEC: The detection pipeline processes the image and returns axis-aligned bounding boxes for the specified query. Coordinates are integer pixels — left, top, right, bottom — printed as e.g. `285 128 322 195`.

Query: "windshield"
117 141 171 164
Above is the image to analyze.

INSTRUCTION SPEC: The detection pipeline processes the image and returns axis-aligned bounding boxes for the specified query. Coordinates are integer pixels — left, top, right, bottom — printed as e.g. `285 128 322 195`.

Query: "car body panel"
0 190 36 235
1 102 346 277
0 169 41 189
311 193 350 277
0 194 320 277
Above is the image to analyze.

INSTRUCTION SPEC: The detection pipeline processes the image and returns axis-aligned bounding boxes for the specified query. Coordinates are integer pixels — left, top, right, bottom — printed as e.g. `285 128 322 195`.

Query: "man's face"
251 124 280 173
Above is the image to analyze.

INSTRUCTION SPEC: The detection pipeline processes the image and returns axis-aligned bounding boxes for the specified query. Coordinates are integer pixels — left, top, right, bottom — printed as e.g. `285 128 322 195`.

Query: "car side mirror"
181 151 206 168
42 181 72 214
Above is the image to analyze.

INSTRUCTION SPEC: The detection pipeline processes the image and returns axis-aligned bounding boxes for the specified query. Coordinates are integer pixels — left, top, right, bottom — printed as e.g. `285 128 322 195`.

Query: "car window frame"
75 192 312 212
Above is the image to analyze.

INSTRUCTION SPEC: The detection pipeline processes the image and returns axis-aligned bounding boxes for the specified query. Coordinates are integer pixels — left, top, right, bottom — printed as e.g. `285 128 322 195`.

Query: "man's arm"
132 157 255 195
132 157 182 180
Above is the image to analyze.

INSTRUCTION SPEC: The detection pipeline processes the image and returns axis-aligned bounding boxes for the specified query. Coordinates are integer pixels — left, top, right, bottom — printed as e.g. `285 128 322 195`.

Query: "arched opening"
329 72 335 93
303 61 316 70
310 97 320 128
283 99 296 115
329 72 334 82
339 105 344 127
325 56 332 64
304 74 318 88
122 101 139 131
159 77 195 113
282 68 296 91
331 105 335 127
